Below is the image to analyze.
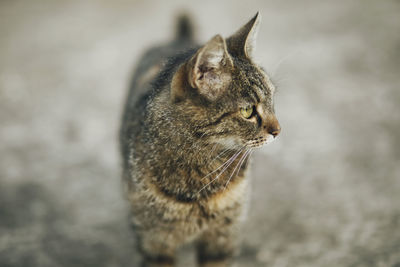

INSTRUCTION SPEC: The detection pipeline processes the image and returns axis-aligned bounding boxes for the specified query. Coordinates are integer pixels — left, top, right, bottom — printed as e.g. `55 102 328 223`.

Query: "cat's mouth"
246 134 276 148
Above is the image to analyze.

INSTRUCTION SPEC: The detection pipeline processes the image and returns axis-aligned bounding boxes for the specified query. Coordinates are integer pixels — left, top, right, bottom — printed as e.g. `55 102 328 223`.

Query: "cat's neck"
144 139 251 201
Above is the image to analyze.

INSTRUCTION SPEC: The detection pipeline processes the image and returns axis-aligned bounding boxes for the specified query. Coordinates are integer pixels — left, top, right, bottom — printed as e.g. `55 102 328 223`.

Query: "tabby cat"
120 12 281 267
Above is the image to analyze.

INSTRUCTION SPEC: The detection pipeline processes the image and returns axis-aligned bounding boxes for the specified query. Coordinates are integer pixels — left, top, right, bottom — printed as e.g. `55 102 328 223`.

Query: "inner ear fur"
171 35 234 102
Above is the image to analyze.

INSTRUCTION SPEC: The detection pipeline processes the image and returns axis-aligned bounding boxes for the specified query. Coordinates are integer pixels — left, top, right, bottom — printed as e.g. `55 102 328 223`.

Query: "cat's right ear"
226 12 260 59
171 35 233 102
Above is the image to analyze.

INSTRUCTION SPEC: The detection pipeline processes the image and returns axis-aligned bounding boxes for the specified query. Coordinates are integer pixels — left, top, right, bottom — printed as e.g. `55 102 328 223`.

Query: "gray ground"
1 0 400 266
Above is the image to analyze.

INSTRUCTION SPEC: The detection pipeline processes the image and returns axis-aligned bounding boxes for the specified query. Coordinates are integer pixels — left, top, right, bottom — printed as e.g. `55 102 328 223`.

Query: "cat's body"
120 13 280 267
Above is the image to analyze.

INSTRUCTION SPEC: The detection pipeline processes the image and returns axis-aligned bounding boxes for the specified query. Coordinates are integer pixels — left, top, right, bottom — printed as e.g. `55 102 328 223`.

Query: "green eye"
240 106 254 119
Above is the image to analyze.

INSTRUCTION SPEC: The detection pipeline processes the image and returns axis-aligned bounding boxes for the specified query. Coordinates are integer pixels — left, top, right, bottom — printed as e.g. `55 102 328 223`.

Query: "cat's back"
125 15 195 109
119 15 195 160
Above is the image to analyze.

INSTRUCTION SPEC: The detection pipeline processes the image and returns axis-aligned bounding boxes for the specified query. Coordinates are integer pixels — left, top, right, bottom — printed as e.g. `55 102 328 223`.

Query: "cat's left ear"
172 35 233 102
226 12 261 59
189 35 234 100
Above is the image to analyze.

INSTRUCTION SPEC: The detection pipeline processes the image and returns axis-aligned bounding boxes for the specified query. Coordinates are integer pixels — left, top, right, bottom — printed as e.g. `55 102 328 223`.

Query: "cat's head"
171 13 281 149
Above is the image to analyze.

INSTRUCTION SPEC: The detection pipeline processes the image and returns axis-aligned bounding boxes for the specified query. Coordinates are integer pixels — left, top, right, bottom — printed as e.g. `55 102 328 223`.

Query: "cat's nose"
263 115 281 137
268 125 281 137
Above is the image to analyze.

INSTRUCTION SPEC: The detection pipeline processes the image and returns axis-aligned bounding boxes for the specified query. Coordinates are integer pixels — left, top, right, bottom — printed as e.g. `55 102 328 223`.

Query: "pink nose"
268 125 281 137
263 115 281 137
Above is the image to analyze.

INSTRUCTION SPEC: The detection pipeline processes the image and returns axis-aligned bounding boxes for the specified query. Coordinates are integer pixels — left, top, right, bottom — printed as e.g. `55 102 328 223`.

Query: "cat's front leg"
196 223 240 267
137 229 177 267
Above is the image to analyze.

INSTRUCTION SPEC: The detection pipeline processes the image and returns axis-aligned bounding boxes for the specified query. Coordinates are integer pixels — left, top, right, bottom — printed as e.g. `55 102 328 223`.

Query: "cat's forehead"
234 60 275 103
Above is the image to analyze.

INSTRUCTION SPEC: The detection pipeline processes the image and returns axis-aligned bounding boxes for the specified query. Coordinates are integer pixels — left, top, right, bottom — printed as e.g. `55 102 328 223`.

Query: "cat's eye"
240 106 254 119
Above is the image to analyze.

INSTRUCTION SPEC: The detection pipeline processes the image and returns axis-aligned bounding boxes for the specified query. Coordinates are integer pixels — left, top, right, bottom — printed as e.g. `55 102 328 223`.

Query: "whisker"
236 148 253 177
223 149 252 191
208 146 235 166
201 147 243 181
197 148 244 194
201 145 244 180
209 143 218 155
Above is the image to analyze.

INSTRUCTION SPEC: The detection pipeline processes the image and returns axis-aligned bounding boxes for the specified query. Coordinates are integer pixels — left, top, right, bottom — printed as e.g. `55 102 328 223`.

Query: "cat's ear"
185 35 233 100
226 12 261 59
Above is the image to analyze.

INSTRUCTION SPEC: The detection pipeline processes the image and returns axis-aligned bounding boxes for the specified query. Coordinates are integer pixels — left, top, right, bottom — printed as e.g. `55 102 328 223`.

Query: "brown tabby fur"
119 13 281 267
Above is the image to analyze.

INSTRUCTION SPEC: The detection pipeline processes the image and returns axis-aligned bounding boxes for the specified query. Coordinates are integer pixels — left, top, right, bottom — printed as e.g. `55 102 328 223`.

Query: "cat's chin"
246 134 277 148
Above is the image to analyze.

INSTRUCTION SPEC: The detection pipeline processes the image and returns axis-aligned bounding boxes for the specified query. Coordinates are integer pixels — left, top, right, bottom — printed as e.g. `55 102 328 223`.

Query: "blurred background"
1 0 399 266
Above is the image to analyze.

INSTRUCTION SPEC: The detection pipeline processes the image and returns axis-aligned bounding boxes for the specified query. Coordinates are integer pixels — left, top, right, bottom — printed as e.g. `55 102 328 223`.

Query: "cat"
119 12 281 267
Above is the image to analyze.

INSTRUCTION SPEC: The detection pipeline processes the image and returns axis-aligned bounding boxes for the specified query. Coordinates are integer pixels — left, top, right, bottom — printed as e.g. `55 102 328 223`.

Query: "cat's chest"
204 177 248 211
197 177 249 224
